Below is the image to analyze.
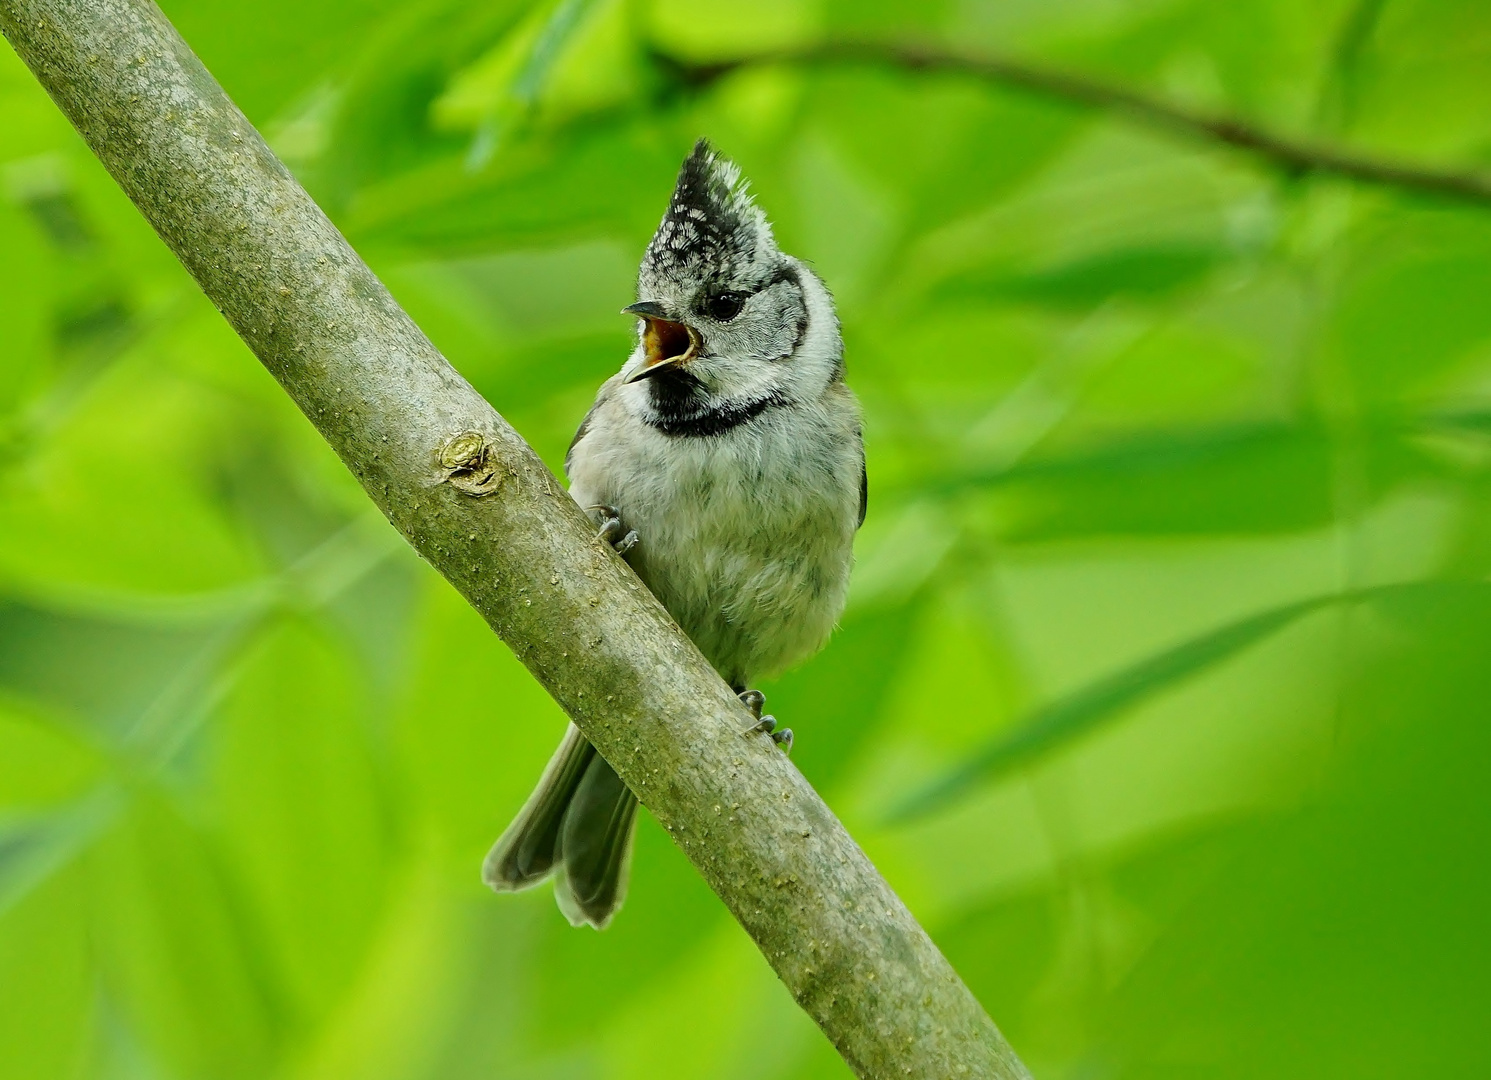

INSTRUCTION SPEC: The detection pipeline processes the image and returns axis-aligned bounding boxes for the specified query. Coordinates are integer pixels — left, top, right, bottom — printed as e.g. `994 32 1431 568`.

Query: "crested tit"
483 140 865 929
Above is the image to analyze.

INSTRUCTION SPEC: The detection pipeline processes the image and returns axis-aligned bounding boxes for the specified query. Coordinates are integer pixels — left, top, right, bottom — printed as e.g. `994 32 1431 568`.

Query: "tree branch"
0 2 1029 1077
654 40 1491 209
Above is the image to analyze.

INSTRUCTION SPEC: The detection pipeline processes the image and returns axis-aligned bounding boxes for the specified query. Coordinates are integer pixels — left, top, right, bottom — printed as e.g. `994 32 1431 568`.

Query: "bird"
481 139 865 929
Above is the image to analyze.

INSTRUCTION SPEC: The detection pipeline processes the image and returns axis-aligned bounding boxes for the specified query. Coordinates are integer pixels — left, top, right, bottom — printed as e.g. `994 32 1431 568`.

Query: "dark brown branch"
654 40 1491 208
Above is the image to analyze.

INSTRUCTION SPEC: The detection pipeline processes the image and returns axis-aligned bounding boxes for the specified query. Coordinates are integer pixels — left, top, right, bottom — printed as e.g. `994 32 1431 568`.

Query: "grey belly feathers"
483 139 862 929
568 379 862 689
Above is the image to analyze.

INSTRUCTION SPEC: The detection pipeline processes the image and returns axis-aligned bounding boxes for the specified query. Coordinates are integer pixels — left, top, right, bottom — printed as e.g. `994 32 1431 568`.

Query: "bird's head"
621 140 841 425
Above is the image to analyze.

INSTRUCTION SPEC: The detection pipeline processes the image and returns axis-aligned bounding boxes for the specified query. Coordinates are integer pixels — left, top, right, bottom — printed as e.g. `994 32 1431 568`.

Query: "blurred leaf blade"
887 591 1340 823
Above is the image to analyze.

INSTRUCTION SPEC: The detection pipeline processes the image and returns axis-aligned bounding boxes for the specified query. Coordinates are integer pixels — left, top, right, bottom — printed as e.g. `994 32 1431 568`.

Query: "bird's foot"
588 504 638 556
736 689 792 754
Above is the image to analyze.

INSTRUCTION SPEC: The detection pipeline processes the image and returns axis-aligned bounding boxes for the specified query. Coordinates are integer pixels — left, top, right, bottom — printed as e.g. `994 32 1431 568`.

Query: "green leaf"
887 591 1339 823
935 244 1226 310
455 0 605 169
1085 580 1491 1078
932 420 1439 540
213 615 395 1027
0 788 119 920
88 788 282 1079
0 861 91 1080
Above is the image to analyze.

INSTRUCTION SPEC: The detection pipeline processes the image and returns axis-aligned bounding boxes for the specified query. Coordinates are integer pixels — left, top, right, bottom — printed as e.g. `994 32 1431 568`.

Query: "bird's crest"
641 139 775 285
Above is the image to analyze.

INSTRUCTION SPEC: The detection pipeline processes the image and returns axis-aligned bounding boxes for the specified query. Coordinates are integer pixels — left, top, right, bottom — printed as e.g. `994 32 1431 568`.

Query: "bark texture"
0 2 1030 1077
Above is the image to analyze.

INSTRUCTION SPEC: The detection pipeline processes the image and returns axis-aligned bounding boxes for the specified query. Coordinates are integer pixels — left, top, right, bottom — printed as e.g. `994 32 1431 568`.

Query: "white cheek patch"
745 283 805 363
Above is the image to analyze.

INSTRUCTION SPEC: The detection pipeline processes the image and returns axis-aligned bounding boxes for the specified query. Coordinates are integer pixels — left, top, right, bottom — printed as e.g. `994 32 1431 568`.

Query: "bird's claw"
737 690 792 754
589 504 639 555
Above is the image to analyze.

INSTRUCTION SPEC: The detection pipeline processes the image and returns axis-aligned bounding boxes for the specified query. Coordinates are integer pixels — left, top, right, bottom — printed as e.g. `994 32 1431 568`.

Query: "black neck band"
644 368 786 438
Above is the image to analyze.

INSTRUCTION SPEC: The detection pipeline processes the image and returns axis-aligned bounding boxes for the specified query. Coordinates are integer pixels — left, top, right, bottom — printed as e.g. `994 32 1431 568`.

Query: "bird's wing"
857 444 868 530
564 382 614 481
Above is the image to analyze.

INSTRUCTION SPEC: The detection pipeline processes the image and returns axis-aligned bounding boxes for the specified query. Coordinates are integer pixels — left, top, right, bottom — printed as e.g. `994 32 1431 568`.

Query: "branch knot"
437 429 502 496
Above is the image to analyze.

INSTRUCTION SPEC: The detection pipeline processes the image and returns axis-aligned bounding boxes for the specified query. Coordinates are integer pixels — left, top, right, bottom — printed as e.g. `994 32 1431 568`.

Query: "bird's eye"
705 291 746 322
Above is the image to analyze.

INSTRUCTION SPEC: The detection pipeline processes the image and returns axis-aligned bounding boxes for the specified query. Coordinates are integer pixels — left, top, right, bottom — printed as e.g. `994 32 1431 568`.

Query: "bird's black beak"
622 301 700 383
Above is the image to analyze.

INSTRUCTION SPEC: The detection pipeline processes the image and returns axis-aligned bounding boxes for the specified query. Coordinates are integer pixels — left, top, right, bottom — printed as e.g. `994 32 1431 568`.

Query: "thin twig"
653 40 1491 208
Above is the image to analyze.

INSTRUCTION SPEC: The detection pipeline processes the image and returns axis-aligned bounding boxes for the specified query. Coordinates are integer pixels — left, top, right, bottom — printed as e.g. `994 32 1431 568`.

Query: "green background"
4 0 1491 1076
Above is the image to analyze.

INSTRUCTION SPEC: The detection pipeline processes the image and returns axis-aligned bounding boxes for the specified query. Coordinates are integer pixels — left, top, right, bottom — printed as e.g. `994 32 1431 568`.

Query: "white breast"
567 383 861 688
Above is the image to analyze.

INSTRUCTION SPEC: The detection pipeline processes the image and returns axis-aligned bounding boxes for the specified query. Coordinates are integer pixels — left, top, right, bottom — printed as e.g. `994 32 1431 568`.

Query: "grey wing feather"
482 722 639 930
856 437 867 528
564 382 613 480
482 724 595 890
554 755 638 929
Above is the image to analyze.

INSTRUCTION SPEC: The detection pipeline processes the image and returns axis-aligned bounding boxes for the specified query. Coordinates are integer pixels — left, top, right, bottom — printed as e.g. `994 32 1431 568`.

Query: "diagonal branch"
653 40 1491 209
0 1 1029 1078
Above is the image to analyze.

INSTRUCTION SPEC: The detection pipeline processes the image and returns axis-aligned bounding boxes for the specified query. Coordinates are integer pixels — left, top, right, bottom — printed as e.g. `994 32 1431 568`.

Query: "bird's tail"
482 723 638 930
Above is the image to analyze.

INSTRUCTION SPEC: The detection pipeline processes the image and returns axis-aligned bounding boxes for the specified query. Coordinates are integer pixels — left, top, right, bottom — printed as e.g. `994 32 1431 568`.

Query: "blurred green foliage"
4 0 1491 1076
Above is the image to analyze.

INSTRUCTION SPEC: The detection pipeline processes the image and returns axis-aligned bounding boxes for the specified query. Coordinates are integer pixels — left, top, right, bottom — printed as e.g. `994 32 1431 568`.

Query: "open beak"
622 301 700 384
